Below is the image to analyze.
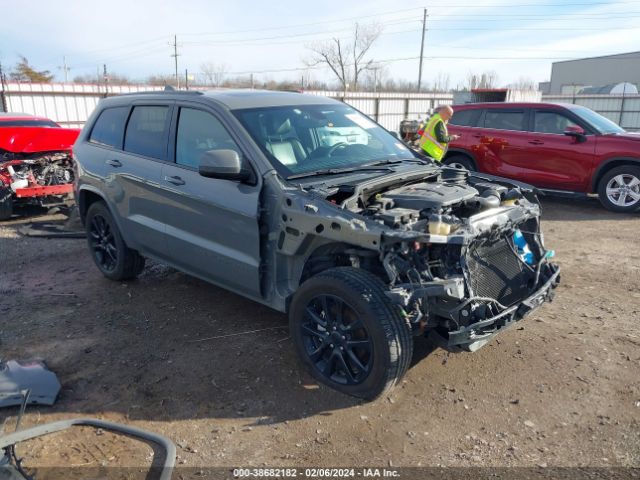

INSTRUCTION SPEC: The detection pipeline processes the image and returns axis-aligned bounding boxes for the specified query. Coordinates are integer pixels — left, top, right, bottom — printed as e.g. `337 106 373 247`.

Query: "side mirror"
563 125 586 141
198 149 251 182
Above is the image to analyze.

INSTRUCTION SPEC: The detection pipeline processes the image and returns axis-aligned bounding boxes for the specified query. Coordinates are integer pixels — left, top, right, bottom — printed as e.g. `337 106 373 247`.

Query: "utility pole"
103 64 109 98
185 69 189 90
0 62 7 112
417 8 427 92
62 56 69 83
250 73 254 89
171 35 180 89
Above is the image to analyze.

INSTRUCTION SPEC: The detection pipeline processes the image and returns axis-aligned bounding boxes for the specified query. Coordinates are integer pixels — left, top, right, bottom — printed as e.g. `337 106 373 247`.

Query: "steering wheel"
327 142 349 157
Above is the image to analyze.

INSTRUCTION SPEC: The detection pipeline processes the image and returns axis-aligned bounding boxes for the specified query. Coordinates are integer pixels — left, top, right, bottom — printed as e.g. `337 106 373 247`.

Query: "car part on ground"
0 360 61 408
0 123 79 220
17 206 86 238
0 418 176 480
74 90 560 399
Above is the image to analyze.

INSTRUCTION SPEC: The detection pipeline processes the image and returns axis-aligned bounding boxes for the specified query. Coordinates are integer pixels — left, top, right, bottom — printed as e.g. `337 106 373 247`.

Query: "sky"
1 0 640 88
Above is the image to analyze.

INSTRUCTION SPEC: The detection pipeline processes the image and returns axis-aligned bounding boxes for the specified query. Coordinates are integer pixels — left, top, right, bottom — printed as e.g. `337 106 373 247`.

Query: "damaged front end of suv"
271 164 560 356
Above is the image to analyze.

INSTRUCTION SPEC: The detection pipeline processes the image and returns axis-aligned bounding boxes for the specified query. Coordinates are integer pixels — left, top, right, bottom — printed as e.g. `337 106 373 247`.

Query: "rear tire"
443 155 476 171
289 267 413 400
85 201 145 280
597 165 640 213
0 186 13 221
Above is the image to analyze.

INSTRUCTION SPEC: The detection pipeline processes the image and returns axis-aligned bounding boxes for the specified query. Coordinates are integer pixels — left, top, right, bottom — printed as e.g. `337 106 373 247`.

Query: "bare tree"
509 76 536 90
432 72 450 93
465 70 499 90
306 22 382 92
201 62 228 87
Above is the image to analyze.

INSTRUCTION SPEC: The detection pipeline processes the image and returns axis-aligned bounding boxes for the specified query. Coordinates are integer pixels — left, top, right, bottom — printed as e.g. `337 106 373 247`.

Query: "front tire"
597 166 640 213
289 267 413 400
444 155 476 171
85 201 145 280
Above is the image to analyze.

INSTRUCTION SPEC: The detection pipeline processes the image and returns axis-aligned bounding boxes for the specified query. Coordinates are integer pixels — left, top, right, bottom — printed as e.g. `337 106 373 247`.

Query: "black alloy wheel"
301 294 373 385
88 213 118 273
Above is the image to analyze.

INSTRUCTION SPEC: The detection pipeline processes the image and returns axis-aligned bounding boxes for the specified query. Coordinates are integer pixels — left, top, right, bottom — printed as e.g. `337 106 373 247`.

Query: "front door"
159 106 262 298
513 109 596 191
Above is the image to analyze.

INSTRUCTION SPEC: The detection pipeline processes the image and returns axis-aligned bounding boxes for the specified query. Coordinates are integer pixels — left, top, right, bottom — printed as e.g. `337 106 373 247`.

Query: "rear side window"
89 107 129 148
449 109 481 127
124 106 170 159
483 110 526 131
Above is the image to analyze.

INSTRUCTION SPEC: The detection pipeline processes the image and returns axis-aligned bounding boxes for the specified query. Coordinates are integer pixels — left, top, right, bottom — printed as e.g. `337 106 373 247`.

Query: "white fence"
2 82 638 132
0 82 453 132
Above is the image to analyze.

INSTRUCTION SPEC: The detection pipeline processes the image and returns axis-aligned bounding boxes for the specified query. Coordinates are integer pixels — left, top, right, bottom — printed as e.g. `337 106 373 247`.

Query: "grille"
466 238 533 306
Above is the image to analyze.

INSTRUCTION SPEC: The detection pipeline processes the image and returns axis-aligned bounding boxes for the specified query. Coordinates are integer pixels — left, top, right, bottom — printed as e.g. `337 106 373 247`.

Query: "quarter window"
175 108 241 169
483 110 526 131
124 106 170 159
533 111 579 134
89 107 129 148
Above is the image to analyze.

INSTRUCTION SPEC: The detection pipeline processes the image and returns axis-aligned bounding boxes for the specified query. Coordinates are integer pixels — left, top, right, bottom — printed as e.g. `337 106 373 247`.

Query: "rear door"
159 104 262 298
96 103 173 257
514 108 596 191
472 108 530 180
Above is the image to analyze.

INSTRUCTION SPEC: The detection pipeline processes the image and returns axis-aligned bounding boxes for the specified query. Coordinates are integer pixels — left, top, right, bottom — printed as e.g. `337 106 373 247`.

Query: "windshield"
571 106 625 134
233 104 416 178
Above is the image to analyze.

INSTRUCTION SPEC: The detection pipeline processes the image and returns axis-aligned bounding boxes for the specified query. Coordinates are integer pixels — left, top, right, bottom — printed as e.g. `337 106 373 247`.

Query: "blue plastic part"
513 229 534 265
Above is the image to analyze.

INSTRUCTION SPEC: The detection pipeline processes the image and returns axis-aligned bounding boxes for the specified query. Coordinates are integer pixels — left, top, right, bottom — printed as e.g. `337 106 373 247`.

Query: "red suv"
444 103 640 213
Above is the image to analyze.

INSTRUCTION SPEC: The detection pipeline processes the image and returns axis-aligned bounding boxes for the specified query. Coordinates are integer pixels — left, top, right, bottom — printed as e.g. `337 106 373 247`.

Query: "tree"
432 72 450 93
306 22 382 92
9 56 54 82
146 74 176 86
73 72 132 85
465 70 499 90
509 76 536 90
200 62 228 87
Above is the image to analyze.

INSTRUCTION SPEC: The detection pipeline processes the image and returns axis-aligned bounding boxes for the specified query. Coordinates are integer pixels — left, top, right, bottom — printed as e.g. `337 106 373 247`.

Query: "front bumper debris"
436 265 561 352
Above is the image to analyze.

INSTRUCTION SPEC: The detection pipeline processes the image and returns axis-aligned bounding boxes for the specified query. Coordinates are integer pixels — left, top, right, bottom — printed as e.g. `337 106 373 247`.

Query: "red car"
444 103 640 212
0 113 79 220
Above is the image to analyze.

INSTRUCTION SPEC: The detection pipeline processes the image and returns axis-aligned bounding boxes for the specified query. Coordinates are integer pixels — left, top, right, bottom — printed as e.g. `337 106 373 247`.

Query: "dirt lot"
1 198 639 473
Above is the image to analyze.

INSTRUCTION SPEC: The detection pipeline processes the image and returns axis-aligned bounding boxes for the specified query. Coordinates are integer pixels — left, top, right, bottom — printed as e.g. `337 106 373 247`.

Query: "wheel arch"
444 148 478 169
591 157 640 192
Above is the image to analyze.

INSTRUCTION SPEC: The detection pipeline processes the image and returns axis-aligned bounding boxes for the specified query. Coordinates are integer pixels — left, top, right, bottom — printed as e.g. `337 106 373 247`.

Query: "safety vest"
419 113 448 161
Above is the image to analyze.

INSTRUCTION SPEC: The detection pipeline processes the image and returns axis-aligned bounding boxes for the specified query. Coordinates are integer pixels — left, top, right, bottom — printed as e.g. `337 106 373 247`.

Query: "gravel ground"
0 198 638 474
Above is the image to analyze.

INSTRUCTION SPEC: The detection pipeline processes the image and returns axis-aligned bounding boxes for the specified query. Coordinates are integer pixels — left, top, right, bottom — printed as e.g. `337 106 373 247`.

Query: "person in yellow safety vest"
418 105 460 162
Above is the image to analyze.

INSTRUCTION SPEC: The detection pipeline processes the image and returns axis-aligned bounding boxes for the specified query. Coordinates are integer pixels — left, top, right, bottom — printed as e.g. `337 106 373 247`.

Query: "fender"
76 185 128 243
590 156 640 192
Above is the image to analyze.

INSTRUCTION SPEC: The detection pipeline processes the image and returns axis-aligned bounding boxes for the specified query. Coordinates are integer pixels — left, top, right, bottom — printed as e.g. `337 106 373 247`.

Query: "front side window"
89 107 129 148
233 104 415 178
175 108 240 169
483 110 526 131
533 111 579 134
124 106 169 159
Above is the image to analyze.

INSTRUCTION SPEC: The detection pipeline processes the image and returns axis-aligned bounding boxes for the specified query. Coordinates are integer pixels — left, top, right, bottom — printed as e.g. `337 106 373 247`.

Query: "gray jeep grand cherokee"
74 90 560 399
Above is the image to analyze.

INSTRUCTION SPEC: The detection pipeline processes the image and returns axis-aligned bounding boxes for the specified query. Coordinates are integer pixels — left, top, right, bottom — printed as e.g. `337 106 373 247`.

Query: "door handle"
528 140 544 145
106 159 122 167
164 175 185 186
472 134 482 138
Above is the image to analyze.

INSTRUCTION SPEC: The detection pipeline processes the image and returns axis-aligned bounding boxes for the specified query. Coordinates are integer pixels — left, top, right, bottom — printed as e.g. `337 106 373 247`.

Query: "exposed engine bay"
294 166 560 352
0 151 74 219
